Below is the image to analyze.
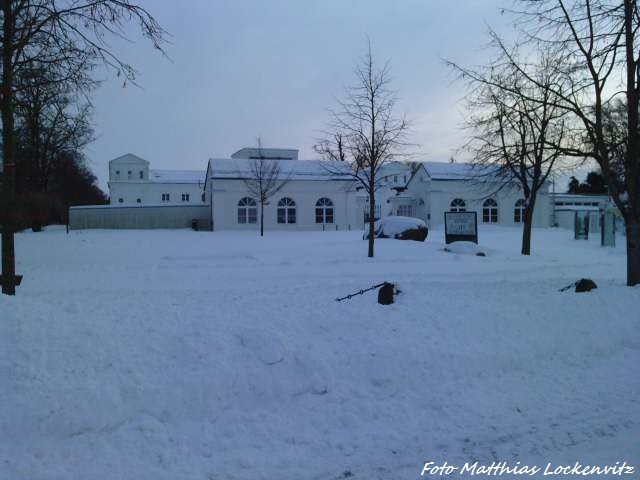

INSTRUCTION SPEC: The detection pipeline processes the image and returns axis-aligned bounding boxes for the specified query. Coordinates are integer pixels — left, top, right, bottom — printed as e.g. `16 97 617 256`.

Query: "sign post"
601 209 616 247
444 211 478 244
574 211 590 240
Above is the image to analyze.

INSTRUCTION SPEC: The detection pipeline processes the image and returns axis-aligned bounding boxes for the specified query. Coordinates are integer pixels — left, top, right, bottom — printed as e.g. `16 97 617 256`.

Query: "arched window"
277 197 296 224
482 198 498 223
238 197 257 224
450 198 466 212
514 199 526 223
315 197 334 224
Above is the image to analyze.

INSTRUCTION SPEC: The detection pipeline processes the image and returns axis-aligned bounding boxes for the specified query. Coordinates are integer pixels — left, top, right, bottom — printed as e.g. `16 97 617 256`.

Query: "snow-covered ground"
1 226 638 479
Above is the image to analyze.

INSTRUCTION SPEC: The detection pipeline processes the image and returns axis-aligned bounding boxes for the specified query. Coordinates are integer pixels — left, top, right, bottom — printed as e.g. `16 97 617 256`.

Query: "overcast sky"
87 0 522 190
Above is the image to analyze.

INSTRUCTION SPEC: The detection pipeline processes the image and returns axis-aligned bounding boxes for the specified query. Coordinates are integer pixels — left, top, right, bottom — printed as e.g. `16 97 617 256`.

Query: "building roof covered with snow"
207 158 355 181
231 147 299 160
423 161 489 181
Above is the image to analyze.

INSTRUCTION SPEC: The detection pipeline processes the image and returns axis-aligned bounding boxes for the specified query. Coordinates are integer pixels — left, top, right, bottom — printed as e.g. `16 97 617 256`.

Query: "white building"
92 147 554 232
203 148 553 232
108 153 206 206
398 162 552 229
205 154 358 231
551 192 611 233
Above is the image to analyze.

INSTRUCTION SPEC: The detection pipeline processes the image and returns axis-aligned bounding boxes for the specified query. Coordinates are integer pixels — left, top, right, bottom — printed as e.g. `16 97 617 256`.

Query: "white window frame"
514 199 526 223
450 198 466 212
277 197 297 224
482 198 498 223
397 204 413 217
315 197 334 224
238 197 257 224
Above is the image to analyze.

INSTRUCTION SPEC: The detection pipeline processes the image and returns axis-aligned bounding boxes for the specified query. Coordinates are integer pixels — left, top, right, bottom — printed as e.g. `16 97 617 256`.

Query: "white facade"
551 192 611 232
204 153 554 232
108 154 206 206
205 154 359 231
103 149 556 232
400 163 552 229
209 178 359 231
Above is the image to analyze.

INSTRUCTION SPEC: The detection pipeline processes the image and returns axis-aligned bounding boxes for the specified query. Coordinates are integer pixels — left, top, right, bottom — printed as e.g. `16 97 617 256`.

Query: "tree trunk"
1 1 17 296
521 200 536 256
368 190 375 258
625 219 640 286
260 201 264 237
623 0 640 287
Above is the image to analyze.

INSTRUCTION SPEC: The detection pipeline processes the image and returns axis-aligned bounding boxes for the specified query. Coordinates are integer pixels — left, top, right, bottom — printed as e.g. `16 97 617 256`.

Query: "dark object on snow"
0 275 23 287
397 226 428 242
559 278 598 293
363 226 428 241
336 281 400 303
363 217 428 242
476 252 486 257
575 278 598 292
336 282 387 302
378 282 395 305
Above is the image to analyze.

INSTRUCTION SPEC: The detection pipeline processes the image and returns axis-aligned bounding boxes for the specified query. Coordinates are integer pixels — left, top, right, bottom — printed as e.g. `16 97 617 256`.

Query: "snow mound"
444 241 486 256
236 329 285 365
364 216 427 239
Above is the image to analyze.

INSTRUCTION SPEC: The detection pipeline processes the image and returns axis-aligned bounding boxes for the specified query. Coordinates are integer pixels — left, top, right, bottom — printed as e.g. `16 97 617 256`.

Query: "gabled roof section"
207 158 354 181
378 161 412 178
423 161 481 180
109 153 149 165
403 160 504 188
231 147 299 160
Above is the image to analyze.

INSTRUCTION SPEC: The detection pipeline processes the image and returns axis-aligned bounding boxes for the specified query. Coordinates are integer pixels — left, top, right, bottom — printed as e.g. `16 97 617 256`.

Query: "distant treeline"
567 171 608 195
2 65 107 231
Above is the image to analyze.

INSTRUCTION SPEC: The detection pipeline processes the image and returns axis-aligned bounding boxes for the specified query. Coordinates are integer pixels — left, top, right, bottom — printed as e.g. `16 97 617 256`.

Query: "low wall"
69 204 211 230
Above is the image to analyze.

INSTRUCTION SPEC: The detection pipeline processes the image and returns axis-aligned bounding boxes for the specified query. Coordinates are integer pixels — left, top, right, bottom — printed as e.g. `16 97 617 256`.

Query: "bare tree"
494 0 640 285
241 140 290 237
15 63 94 194
314 132 347 162
450 50 573 255
1 0 166 295
319 42 410 258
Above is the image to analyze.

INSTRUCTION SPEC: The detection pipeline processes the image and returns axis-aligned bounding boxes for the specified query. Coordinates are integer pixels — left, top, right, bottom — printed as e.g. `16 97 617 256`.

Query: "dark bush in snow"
377 282 395 305
363 216 428 242
575 278 597 292
397 226 428 241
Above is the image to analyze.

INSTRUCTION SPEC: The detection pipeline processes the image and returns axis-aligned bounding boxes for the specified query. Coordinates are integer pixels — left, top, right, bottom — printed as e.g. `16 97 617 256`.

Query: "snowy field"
1 226 638 479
